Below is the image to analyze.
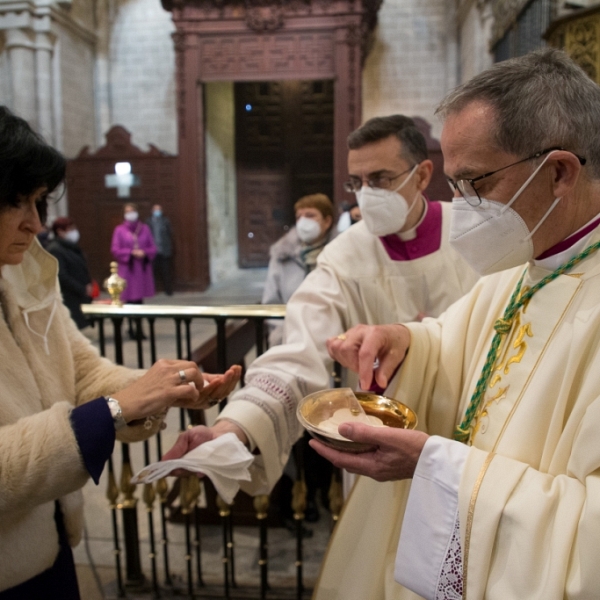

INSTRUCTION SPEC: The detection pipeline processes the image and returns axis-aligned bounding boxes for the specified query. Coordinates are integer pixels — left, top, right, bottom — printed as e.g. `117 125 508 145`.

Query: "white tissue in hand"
131 433 254 504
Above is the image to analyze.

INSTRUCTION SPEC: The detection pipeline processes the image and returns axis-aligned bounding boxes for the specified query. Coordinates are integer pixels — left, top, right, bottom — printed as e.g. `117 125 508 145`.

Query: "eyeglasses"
343 165 416 193
447 146 587 207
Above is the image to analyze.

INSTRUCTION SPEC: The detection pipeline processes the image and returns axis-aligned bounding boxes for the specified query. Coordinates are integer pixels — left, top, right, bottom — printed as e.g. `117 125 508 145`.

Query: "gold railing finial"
104 261 127 306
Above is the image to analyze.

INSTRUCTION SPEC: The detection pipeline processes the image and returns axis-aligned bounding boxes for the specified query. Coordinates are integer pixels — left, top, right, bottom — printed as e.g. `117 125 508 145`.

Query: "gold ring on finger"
337 334 347 341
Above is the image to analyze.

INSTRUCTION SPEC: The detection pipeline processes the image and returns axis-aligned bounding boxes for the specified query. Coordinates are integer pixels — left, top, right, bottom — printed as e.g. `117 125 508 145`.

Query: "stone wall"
362 0 459 138
57 21 96 157
457 0 494 84
204 82 239 282
109 0 177 154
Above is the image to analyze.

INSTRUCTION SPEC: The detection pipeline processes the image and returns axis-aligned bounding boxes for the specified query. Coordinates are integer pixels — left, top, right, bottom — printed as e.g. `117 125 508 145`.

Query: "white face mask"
124 211 138 222
355 165 419 237
449 152 561 276
63 229 80 244
296 216 322 244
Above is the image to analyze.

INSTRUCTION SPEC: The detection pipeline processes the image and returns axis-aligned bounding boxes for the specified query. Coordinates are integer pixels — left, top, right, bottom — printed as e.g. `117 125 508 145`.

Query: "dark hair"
347 115 428 164
52 216 75 236
0 106 66 223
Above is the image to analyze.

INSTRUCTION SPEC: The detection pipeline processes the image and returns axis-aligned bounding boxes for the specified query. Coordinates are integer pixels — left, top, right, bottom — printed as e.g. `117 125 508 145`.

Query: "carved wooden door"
235 79 334 267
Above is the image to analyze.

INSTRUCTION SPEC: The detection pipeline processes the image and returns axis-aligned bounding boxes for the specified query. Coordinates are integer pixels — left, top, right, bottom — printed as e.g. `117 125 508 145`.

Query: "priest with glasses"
315 48 600 600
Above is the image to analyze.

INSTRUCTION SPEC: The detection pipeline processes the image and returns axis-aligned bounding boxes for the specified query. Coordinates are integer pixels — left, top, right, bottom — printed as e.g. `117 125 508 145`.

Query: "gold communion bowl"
297 389 418 453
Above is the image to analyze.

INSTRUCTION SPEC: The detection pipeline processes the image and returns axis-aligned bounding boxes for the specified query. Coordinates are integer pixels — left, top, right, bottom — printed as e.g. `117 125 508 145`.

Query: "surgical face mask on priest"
449 152 561 276
153 209 162 218
124 211 139 222
296 216 322 244
355 165 419 237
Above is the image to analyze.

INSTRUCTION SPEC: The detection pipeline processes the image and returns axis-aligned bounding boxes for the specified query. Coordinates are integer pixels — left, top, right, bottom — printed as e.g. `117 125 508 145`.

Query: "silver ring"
178 370 187 383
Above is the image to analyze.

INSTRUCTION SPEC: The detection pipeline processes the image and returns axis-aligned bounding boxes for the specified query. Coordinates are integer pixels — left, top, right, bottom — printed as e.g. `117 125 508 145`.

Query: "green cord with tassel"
454 239 600 444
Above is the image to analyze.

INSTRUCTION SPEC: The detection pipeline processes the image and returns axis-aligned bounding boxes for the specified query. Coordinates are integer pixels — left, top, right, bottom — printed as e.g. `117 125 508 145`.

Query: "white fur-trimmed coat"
0 240 157 591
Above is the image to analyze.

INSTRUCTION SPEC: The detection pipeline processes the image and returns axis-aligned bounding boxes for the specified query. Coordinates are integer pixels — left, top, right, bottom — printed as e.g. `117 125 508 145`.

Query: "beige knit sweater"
0 240 157 591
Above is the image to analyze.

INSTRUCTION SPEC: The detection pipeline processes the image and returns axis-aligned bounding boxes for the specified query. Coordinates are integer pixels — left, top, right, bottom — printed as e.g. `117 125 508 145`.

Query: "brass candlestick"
104 262 127 306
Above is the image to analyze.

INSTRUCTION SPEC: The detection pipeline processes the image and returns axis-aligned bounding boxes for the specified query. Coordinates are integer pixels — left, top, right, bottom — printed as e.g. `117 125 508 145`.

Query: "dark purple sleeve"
70 398 116 484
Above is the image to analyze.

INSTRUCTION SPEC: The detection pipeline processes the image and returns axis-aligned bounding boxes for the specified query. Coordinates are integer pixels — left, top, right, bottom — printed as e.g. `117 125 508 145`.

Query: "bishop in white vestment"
314 49 600 600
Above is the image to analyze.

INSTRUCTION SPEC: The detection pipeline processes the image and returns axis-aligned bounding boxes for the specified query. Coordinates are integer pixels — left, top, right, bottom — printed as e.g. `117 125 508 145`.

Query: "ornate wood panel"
545 6 600 84
66 127 178 287
235 79 334 266
199 33 335 79
236 170 290 266
163 0 381 289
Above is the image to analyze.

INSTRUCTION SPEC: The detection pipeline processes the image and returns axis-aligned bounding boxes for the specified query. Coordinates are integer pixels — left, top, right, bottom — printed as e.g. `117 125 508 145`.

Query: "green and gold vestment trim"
454 239 600 445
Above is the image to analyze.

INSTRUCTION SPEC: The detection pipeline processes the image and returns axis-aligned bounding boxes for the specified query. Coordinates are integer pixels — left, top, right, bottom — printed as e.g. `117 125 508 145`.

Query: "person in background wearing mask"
163 115 479 531
147 204 174 296
262 193 335 347
47 217 93 329
336 202 362 233
111 203 157 339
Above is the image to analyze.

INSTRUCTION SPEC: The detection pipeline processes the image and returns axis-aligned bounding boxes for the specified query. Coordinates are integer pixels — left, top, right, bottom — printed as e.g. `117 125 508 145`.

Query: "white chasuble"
314 230 600 600
218 205 478 496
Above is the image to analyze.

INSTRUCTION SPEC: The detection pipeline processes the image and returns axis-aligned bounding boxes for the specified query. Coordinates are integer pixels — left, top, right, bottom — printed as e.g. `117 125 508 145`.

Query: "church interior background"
1 0 597 289
4 0 600 291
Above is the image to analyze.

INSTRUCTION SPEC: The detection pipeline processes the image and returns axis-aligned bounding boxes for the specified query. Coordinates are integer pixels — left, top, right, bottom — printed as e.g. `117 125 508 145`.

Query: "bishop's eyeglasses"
447 146 587 207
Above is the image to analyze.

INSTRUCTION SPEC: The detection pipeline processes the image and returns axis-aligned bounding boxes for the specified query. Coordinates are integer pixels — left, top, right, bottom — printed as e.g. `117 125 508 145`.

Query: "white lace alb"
435 514 463 600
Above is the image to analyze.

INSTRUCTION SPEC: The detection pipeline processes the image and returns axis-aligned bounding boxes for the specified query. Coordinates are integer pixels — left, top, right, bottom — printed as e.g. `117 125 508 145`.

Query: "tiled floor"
75 268 332 598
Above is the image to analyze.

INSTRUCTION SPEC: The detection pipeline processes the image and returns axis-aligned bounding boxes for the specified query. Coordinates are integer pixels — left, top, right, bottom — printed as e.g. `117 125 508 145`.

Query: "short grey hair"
436 48 600 179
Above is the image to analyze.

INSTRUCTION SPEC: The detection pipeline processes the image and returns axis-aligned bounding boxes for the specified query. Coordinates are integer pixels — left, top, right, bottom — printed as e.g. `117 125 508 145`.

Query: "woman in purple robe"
111 203 157 338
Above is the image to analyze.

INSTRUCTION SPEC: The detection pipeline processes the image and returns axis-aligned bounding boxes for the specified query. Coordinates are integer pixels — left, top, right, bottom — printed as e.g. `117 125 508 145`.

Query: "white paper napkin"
131 433 254 504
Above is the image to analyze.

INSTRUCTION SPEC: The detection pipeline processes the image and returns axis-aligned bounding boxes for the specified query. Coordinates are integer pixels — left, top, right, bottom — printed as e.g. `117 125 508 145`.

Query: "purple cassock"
111 220 157 302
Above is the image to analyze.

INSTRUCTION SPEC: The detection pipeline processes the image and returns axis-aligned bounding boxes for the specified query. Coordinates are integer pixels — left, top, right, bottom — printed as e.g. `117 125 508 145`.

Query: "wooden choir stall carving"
66 126 178 288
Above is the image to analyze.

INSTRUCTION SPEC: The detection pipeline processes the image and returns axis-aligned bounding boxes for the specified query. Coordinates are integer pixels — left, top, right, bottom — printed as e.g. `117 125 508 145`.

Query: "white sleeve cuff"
394 435 469 600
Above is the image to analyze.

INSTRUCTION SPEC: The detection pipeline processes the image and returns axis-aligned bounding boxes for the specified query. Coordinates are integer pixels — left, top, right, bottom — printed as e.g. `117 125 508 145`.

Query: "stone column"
35 32 55 144
5 28 37 126
333 23 362 208
94 0 113 145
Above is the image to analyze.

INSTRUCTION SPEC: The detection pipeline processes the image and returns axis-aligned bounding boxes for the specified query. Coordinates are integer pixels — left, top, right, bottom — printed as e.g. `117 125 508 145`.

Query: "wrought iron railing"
82 302 341 599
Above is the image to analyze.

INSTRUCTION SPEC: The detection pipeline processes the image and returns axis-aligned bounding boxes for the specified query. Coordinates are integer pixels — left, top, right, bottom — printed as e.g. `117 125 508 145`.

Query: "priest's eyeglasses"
343 165 416 193
447 146 587 207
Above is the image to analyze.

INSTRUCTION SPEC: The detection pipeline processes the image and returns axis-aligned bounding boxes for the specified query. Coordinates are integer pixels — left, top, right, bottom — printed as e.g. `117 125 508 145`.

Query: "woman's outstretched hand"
112 360 242 423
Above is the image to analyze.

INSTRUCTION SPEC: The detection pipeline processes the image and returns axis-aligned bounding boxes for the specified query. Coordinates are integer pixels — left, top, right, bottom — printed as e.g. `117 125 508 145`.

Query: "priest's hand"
326 323 411 390
309 423 429 481
161 419 250 477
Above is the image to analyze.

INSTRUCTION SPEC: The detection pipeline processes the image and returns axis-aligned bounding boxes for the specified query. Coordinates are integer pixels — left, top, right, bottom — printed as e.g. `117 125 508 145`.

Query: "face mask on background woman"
296 216 322 244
